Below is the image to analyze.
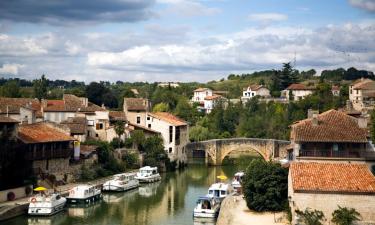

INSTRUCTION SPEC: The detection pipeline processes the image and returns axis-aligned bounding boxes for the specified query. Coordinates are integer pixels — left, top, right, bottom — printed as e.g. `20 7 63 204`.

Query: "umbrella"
33 186 47 191
217 175 227 180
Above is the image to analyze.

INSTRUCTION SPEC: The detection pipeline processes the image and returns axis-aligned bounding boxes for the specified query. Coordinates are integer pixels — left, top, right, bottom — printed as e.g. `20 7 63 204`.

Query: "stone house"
349 78 375 111
241 85 270 102
0 97 43 122
146 112 189 165
283 83 315 101
0 115 19 141
123 98 150 127
289 162 375 224
60 117 87 142
289 109 375 165
204 94 225 114
191 88 213 104
17 122 75 180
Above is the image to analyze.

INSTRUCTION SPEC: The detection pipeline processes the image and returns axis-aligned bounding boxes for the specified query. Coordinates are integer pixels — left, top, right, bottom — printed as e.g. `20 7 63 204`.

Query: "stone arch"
217 143 269 165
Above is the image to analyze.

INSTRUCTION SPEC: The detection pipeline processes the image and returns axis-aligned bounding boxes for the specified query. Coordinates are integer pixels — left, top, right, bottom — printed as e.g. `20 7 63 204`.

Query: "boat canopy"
139 166 158 171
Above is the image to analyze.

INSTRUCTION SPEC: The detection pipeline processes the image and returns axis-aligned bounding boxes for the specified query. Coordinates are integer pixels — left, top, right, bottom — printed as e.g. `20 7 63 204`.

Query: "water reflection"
4 164 241 225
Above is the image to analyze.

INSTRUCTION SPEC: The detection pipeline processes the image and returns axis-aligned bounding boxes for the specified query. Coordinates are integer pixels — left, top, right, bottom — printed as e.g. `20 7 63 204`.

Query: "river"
1 162 247 225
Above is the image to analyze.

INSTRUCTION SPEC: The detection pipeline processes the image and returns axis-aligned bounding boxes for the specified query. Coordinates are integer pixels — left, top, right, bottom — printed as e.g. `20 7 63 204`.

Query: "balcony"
25 148 72 160
299 149 361 158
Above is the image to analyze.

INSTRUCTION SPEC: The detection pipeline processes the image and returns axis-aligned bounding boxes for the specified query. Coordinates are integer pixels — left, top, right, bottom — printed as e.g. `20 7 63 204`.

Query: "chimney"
312 113 319 126
101 103 106 109
308 109 319 119
346 100 353 111
357 111 368 128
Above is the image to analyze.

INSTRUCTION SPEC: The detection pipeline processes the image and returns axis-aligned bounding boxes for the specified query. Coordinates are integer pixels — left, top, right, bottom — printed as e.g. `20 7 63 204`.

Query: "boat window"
215 190 220 197
209 190 213 195
221 190 226 196
201 200 211 209
56 195 60 200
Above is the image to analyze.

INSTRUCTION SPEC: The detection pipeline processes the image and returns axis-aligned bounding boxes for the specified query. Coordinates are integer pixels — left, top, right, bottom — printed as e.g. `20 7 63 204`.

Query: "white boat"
193 196 220 218
103 173 139 192
231 171 245 192
135 166 161 183
206 182 233 200
28 193 66 216
66 185 102 204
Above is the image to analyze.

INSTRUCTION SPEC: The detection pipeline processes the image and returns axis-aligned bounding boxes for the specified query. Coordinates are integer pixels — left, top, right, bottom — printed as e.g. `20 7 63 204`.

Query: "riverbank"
217 195 288 225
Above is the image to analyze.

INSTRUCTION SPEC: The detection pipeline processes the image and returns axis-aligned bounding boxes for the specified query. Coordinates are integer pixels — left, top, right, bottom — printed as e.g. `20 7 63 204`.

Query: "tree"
296 208 325 225
242 159 288 211
1 80 21 97
33 75 48 100
153 102 170 112
85 82 116 107
131 130 146 151
189 125 212 142
279 62 296 89
114 121 125 139
332 206 361 225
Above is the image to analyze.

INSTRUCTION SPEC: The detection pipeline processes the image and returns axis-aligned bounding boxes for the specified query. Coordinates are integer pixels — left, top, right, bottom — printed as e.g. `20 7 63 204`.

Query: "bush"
110 138 124 149
331 206 361 225
124 138 133 148
242 159 288 212
80 165 96 181
122 152 139 169
296 208 325 225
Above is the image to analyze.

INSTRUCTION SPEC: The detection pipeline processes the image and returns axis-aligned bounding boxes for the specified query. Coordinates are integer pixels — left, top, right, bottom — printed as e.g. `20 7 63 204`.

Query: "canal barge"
66 185 102 204
231 171 244 193
206 182 233 201
103 172 139 192
193 196 220 218
135 166 161 183
28 193 67 216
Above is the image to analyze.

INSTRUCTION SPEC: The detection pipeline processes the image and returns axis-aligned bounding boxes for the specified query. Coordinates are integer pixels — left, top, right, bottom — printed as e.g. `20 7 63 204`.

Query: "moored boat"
102 173 139 192
135 166 161 183
231 171 244 193
193 196 220 218
28 193 66 216
66 185 102 204
206 182 233 201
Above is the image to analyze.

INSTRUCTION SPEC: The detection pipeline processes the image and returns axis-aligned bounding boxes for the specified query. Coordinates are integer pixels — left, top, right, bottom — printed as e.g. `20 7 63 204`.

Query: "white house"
289 162 375 225
204 94 225 114
331 85 340 96
349 78 375 111
283 83 315 101
158 82 180 88
192 88 213 104
146 112 189 165
241 85 270 102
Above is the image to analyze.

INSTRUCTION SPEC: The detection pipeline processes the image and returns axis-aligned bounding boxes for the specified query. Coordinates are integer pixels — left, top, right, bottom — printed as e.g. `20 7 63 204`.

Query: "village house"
331 85 340 96
146 112 189 165
157 82 180 88
17 122 75 181
0 115 19 141
241 85 270 102
283 83 315 101
349 78 375 111
204 94 225 114
123 98 150 127
289 162 375 224
0 97 43 122
191 88 213 103
60 117 87 142
289 109 375 169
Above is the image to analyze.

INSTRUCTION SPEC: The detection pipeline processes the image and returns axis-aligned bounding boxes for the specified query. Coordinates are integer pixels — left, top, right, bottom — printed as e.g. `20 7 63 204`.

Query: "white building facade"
192 88 213 103
241 85 270 102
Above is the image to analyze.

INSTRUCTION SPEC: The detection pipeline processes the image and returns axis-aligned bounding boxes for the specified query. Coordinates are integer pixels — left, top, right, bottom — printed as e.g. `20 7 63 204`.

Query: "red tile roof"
290 162 375 194
352 79 375 90
43 95 105 112
194 87 211 92
247 84 267 91
124 98 149 111
204 94 222 100
109 111 127 121
286 83 315 90
0 115 19 123
18 123 75 143
148 112 187 126
61 117 86 134
0 97 41 116
290 109 368 143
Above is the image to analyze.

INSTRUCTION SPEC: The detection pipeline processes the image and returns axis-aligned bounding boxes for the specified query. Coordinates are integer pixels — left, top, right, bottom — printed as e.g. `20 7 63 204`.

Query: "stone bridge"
186 138 290 165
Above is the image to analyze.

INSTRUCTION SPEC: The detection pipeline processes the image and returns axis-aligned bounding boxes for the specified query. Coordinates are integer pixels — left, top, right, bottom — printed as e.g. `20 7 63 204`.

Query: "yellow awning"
33 186 47 191
217 175 227 180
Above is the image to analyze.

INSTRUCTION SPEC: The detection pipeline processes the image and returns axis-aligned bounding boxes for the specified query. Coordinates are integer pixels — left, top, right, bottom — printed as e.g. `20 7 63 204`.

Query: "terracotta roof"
286 83 315 90
204 94 222 100
290 162 375 194
352 78 375 90
61 117 86 134
128 122 160 134
80 145 98 158
18 123 75 143
194 87 211 92
124 98 149 111
247 85 267 91
0 115 19 123
109 111 127 121
44 95 105 112
0 97 41 115
148 112 187 126
291 109 368 143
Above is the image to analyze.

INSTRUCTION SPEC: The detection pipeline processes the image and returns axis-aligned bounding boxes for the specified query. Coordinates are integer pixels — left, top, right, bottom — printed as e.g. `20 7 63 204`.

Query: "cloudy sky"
0 0 374 82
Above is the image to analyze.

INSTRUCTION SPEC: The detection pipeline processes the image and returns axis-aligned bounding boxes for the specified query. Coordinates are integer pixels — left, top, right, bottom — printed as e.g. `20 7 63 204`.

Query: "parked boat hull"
66 193 102 205
102 183 139 192
136 175 161 183
28 202 66 216
193 210 219 218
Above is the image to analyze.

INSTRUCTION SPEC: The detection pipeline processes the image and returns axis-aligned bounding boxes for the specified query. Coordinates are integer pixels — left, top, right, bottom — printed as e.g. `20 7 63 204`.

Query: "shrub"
122 152 139 169
242 159 288 212
331 206 361 225
296 208 325 225
110 138 123 149
80 165 96 181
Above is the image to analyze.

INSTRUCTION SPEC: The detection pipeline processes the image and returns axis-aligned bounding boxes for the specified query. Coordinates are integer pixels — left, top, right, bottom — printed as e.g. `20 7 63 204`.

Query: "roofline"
294 189 375 195
19 139 75 144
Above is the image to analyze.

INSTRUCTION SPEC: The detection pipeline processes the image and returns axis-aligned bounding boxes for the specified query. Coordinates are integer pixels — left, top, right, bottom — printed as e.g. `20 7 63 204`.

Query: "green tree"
114 121 125 138
242 159 288 211
175 96 199 124
189 125 212 142
131 130 146 151
153 102 170 112
296 208 325 225
332 206 361 225
1 80 21 97
33 75 48 100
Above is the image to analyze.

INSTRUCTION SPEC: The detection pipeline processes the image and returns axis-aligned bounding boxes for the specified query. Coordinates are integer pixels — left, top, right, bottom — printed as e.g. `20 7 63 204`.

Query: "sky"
0 0 374 83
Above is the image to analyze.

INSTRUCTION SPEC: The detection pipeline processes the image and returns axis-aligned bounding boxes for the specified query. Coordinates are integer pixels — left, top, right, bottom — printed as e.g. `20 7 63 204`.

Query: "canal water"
1 162 247 225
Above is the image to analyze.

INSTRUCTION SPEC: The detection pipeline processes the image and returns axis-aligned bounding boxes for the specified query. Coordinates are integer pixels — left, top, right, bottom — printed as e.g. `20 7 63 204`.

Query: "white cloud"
248 13 288 22
0 63 23 75
349 0 375 12
158 0 221 17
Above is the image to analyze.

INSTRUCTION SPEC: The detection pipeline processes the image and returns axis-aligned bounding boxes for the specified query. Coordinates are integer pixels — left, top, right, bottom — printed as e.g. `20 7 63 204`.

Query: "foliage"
131 130 146 151
242 159 288 212
122 151 139 169
114 121 125 138
33 75 48 100
189 125 214 142
80 164 96 181
331 206 361 225
174 96 202 124
85 82 118 108
296 208 325 225
110 138 124 149
1 80 21 97
153 102 170 112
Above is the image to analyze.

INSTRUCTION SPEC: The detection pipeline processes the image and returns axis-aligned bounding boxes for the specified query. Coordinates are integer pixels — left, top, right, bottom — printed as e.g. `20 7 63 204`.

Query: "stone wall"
33 158 70 179
0 185 33 202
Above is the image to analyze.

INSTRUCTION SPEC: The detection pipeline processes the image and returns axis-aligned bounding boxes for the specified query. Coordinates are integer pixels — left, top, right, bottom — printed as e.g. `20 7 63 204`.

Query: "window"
148 124 151 128
96 123 103 130
169 147 172 153
96 134 99 137
169 126 173 143
356 90 359 94
137 116 141 124
147 116 150 120
87 120 94 126
175 126 180 145
87 130 90 137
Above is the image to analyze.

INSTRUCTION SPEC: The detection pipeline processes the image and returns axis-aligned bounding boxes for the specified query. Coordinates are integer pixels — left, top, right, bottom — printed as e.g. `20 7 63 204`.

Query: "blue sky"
0 0 374 82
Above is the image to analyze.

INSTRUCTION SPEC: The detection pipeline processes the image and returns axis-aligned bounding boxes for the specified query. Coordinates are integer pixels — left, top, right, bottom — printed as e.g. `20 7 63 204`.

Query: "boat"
66 185 102 204
206 182 233 200
102 173 139 192
135 166 161 183
231 171 245 192
193 196 220 218
28 193 67 216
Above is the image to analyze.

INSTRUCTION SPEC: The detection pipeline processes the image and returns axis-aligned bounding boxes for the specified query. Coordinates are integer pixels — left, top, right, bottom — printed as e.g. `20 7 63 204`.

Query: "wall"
288 173 375 224
193 90 213 102
44 112 76 123
126 111 147 127
32 158 70 180
0 185 33 202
